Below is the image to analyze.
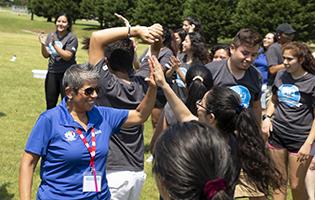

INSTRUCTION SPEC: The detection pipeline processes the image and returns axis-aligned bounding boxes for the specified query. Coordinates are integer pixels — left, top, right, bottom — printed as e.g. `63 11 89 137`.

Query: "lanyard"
76 128 99 192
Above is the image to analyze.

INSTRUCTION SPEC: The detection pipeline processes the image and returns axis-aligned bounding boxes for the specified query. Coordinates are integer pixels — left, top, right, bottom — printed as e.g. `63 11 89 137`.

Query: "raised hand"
138 24 163 44
114 13 130 27
150 56 167 88
38 32 47 45
170 56 181 70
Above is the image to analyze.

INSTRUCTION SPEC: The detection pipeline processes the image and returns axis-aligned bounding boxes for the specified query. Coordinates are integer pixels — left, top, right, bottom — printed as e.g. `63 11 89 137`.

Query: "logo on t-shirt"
64 130 77 142
48 41 63 57
277 84 302 107
229 85 251 108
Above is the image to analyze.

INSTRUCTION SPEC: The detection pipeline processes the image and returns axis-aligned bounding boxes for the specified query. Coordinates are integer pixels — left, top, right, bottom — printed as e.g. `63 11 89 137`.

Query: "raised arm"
152 56 197 122
89 24 163 65
38 33 50 58
19 152 40 200
122 56 158 127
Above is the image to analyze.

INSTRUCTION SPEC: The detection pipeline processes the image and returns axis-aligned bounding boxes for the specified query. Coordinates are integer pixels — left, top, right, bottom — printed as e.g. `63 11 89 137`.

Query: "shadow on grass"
0 112 6 117
0 182 14 200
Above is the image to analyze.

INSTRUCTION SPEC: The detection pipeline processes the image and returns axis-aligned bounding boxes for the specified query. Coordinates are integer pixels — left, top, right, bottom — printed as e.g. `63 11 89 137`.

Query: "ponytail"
235 109 283 196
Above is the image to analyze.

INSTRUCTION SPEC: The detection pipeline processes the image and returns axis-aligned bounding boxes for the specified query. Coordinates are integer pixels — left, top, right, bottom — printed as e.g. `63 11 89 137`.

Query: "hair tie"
235 104 244 114
203 178 227 200
192 75 204 82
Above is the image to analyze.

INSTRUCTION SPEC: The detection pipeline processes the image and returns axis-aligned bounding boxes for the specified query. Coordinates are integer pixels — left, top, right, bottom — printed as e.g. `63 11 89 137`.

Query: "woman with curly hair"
262 42 315 200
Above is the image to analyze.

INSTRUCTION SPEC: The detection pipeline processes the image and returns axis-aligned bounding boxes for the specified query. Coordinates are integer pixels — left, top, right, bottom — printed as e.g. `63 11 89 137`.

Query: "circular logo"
229 85 251 108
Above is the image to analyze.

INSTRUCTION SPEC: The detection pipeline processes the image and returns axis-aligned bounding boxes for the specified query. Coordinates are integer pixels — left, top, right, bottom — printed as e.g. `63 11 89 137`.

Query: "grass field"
0 8 159 200
0 7 294 200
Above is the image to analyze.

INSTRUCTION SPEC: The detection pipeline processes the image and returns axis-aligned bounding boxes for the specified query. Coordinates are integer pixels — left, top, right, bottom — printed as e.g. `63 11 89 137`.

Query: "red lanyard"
76 128 99 192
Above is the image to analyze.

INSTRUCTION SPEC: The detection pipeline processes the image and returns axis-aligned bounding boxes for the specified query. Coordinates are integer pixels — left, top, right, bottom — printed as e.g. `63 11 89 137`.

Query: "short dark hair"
232 28 262 48
153 121 235 199
104 39 134 73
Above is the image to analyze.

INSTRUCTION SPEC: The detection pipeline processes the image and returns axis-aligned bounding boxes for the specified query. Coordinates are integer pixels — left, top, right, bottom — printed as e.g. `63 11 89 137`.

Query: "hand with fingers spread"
138 24 163 44
170 56 181 71
114 13 130 27
150 56 167 88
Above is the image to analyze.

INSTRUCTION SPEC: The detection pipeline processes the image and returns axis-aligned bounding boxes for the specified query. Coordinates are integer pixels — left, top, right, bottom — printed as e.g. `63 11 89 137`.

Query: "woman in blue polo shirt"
19 63 157 200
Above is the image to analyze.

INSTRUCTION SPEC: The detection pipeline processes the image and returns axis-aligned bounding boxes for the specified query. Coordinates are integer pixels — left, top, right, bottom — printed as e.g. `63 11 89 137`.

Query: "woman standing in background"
38 13 78 110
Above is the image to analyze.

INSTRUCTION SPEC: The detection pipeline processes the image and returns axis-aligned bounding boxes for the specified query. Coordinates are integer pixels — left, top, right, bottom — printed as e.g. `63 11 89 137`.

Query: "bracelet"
262 114 272 121
127 25 131 39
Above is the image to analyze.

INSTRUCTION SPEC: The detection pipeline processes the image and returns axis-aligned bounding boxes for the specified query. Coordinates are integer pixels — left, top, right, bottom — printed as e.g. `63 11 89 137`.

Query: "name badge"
83 170 102 192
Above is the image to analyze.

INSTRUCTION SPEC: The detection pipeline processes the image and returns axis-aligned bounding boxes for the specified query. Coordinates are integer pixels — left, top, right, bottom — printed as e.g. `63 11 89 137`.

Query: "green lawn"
0 7 294 200
0 8 158 200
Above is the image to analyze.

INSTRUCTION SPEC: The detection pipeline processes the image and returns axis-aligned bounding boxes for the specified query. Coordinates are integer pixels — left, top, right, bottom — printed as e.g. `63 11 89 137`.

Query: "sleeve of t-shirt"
100 107 129 134
65 34 78 54
312 87 315 109
266 45 280 66
159 50 173 70
25 114 52 156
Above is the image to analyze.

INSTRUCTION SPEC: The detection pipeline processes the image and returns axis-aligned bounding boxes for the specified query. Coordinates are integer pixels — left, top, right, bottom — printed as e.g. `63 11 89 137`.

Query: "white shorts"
106 170 146 200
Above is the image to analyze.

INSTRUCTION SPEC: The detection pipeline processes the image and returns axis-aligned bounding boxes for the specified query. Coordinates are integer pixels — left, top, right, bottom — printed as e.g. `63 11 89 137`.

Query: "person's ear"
65 86 74 100
207 113 216 126
298 56 305 65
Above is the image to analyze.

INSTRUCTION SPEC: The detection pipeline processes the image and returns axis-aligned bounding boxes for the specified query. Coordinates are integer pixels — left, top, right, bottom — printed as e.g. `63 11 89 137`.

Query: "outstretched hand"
138 24 163 44
114 13 130 27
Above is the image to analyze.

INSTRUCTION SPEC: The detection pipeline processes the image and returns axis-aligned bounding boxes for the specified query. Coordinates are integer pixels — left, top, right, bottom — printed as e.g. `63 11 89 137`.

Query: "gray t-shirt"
272 70 315 138
205 60 262 108
266 42 283 85
95 59 149 171
46 32 78 73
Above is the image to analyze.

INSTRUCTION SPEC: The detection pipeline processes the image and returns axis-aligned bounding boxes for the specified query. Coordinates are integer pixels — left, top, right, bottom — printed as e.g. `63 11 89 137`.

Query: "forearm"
265 97 275 116
123 85 157 127
165 68 175 78
269 64 285 74
53 45 73 61
41 44 50 58
19 153 39 200
176 68 186 83
161 83 196 122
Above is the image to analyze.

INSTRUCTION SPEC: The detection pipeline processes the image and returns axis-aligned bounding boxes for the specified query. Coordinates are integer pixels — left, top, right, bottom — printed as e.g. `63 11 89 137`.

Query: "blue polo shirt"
25 98 128 200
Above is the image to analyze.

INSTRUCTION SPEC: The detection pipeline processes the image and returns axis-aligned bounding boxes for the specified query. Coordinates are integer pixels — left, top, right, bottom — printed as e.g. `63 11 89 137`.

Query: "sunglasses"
195 100 212 113
81 87 100 96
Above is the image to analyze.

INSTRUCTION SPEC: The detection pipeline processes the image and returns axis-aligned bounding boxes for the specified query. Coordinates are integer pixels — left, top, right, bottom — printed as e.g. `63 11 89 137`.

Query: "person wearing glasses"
19 62 158 200
38 13 78 110
151 55 283 199
150 64 213 152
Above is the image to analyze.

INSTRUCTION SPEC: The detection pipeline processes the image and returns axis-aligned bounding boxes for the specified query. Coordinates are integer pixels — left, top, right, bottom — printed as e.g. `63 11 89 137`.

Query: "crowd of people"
18 13 315 200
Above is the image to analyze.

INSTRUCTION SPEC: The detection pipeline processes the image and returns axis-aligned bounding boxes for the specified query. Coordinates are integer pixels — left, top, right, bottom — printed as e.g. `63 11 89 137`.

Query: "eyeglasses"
81 87 100 96
196 100 212 113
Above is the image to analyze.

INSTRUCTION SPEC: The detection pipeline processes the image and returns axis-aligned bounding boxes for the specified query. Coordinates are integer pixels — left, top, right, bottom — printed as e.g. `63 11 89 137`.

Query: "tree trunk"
31 12 34 20
47 16 52 22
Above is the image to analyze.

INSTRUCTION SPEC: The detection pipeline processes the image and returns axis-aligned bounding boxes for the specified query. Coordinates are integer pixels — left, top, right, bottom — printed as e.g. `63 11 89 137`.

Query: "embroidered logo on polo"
94 130 102 135
64 130 77 142
277 84 302 107
229 85 251 108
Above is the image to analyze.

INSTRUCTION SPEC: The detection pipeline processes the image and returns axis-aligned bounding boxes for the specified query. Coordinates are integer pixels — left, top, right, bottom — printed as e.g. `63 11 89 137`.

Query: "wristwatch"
262 114 272 120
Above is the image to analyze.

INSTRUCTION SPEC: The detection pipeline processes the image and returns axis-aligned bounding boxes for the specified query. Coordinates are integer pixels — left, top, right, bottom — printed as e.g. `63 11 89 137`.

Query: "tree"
133 0 184 29
184 0 238 45
232 0 315 42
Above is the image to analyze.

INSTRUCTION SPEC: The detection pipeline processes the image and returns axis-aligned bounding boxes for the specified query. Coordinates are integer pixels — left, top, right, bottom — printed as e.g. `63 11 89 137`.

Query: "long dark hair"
282 42 315 75
204 86 283 196
185 65 213 115
187 32 210 65
153 121 235 200
174 28 187 53
163 26 177 56
54 13 73 32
